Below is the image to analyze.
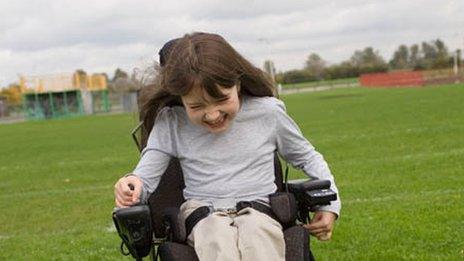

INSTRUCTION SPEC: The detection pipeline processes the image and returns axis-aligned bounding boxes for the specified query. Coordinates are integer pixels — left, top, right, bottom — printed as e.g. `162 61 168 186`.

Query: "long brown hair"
138 32 276 149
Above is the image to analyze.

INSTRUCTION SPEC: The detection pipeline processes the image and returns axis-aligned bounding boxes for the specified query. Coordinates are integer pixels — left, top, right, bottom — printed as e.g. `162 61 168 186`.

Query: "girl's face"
181 84 240 133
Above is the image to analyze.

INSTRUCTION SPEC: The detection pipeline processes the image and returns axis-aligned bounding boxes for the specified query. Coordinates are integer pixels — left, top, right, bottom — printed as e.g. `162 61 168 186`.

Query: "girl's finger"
120 182 134 196
115 198 126 208
131 183 142 203
307 226 328 235
305 220 326 230
115 197 126 208
116 187 133 202
316 232 331 241
115 193 133 207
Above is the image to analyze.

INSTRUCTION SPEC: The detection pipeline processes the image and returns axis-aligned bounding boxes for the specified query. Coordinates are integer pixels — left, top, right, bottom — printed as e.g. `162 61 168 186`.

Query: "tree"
304 53 326 80
110 78 139 93
279 69 313 84
421 41 438 69
0 83 22 105
457 49 462 68
350 47 388 74
418 39 450 69
408 44 423 70
112 68 129 82
389 45 409 70
433 39 450 68
108 68 142 93
325 61 359 79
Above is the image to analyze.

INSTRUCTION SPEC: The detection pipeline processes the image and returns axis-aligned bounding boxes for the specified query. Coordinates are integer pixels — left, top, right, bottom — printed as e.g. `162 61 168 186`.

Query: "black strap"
185 206 211 237
236 201 277 222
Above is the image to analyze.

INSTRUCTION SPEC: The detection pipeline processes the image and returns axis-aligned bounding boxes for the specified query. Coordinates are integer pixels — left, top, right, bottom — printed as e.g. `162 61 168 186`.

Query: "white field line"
0 227 94 240
1 156 129 171
344 188 463 205
399 148 464 160
0 184 110 199
318 124 461 144
0 235 11 240
337 147 464 166
0 223 117 240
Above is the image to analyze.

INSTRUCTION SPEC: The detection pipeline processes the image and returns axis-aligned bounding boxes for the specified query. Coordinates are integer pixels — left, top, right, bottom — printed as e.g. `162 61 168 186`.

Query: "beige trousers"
180 199 285 261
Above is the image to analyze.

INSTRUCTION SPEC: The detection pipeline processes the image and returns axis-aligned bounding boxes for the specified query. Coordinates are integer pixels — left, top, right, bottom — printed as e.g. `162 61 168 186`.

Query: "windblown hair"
139 32 276 149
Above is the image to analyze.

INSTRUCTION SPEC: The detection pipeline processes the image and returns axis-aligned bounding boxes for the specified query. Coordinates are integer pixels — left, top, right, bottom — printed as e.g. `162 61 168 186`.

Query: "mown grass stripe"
0 185 110 198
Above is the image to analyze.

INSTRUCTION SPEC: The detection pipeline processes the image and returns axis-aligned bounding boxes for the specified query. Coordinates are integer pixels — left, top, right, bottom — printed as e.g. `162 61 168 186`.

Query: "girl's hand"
303 211 337 241
114 175 143 208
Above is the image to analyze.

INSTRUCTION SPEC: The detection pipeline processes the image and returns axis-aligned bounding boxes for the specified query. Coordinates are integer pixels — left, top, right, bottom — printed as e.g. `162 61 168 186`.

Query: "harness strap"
185 206 211 237
236 201 277 222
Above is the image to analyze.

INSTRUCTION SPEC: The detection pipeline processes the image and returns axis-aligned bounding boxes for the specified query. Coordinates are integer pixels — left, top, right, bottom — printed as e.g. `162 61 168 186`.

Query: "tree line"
1 38 461 105
274 39 462 84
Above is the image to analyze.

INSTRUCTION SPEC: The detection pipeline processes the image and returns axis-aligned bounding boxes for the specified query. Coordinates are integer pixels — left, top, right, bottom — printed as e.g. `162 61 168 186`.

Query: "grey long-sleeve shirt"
133 95 341 216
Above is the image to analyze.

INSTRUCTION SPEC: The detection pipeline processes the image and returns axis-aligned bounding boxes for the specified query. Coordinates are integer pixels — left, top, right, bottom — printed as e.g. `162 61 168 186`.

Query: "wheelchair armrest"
286 178 337 209
112 205 153 259
287 179 331 193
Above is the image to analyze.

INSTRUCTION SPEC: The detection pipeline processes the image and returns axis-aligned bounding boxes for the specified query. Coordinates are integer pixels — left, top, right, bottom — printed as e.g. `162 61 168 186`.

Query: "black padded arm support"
285 179 337 223
112 205 153 259
287 179 330 194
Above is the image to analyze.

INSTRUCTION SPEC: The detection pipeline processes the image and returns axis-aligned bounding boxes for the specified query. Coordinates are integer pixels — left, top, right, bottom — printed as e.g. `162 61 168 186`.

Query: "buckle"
210 198 237 213
214 207 237 214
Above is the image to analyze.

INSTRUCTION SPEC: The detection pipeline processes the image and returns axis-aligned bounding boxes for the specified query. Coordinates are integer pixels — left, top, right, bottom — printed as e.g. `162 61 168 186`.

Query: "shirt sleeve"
273 99 341 216
132 107 177 204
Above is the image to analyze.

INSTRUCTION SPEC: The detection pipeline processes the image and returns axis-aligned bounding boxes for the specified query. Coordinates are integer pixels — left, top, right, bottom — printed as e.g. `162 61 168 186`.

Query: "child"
114 32 341 261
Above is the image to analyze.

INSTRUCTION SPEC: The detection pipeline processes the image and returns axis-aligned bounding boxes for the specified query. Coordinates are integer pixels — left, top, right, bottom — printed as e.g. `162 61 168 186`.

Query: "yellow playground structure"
19 72 109 119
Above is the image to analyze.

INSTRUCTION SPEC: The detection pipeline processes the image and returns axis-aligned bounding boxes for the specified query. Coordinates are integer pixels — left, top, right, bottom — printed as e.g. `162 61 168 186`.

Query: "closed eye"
189 105 203 110
187 96 229 110
217 97 230 103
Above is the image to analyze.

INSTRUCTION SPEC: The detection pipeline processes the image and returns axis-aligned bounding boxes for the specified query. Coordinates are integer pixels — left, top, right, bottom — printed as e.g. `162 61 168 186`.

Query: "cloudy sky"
0 0 463 86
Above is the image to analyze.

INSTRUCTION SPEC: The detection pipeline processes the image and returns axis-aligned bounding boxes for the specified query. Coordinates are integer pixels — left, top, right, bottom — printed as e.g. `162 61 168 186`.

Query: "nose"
204 109 221 122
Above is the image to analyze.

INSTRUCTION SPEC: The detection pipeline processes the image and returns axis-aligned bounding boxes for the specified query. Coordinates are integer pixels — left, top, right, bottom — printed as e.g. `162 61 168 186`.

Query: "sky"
0 0 463 86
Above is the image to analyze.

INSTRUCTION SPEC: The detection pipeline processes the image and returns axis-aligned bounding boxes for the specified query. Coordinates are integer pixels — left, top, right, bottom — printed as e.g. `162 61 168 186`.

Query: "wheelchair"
113 119 337 261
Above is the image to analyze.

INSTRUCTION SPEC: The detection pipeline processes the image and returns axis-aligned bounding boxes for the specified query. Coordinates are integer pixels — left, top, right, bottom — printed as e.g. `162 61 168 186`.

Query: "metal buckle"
214 207 237 214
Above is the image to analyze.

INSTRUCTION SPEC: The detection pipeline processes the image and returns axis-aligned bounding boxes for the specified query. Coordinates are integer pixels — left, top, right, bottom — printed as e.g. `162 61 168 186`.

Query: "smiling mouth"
205 115 227 128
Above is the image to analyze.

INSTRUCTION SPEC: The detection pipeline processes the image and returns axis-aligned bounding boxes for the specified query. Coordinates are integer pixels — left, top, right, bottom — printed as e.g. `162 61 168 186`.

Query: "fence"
0 91 140 124
360 69 464 87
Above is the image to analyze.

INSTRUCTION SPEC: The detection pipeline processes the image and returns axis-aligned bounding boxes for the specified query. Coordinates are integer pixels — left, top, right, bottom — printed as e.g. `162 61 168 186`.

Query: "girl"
114 32 340 261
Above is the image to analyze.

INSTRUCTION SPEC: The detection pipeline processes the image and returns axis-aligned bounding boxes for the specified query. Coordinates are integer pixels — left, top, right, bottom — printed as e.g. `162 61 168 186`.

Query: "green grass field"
1 84 463 260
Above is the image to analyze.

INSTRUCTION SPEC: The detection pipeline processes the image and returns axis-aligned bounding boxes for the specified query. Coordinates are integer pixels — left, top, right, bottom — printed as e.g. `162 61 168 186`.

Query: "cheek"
185 110 203 124
226 97 240 114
